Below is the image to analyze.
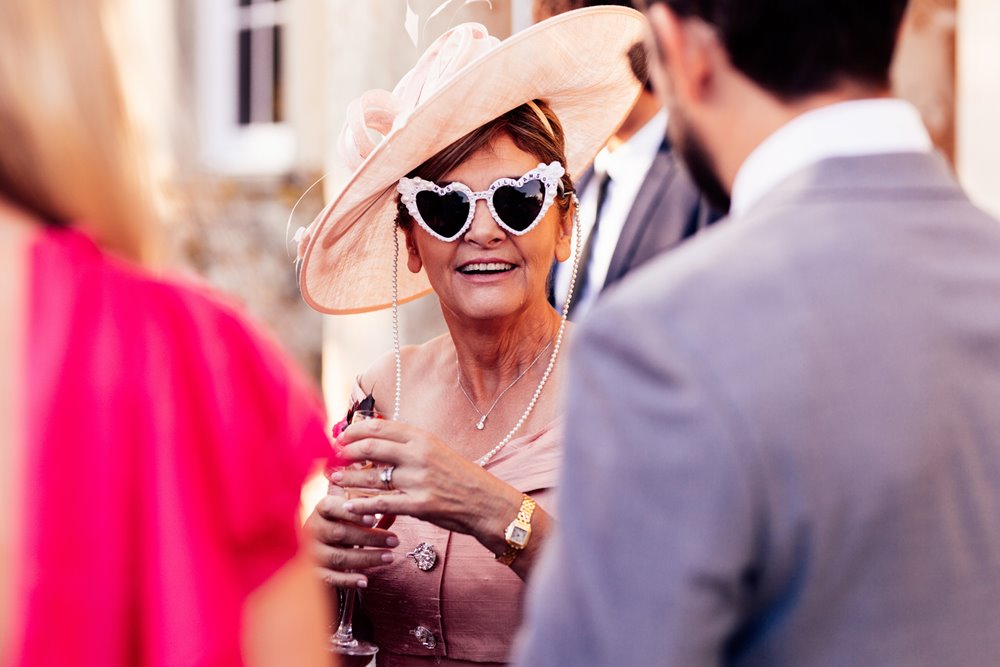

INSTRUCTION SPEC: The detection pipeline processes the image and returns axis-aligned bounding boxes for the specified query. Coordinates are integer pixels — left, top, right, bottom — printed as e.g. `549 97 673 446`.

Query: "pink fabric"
14 228 334 666
345 383 563 666
334 22 500 174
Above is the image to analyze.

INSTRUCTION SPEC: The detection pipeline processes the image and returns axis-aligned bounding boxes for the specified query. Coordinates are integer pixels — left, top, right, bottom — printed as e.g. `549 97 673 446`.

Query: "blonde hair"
0 0 157 262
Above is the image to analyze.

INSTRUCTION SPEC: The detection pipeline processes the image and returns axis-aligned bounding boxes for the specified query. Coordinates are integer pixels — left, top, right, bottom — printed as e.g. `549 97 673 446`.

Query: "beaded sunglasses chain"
389 178 583 467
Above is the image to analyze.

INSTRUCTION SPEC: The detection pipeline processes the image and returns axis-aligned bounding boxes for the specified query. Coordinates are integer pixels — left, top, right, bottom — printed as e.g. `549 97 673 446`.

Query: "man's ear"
554 201 574 263
402 226 423 273
645 3 714 105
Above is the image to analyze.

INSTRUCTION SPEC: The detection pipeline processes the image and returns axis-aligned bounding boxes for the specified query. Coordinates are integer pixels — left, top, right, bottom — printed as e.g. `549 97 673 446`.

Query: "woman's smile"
456 257 520 282
405 134 569 320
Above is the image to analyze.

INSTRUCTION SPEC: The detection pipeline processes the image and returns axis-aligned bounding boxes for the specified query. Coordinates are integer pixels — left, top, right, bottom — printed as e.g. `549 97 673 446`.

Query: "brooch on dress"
406 542 438 571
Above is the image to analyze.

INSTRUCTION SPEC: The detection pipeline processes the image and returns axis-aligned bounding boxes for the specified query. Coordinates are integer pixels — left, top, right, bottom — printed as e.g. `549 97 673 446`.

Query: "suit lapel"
604 140 680 286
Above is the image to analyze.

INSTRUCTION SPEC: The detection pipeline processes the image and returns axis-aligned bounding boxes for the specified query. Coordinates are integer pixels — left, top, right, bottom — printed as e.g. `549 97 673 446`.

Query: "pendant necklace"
456 339 553 431
391 193 584 467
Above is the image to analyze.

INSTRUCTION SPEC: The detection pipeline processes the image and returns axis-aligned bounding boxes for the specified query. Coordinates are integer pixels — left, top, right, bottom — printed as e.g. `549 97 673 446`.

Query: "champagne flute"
329 408 381 664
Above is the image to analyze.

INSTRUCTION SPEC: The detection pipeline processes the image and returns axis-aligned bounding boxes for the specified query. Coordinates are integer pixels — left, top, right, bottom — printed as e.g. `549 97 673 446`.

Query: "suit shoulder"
592 214 776 322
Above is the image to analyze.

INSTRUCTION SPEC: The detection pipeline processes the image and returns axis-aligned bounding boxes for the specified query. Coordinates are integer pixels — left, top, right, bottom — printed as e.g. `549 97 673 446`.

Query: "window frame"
196 0 295 175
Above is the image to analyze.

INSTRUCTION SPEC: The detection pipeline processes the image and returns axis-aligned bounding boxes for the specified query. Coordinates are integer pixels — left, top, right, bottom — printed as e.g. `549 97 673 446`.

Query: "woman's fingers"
336 437 409 467
315 567 369 589
311 515 399 549
338 417 416 445
313 493 367 523
308 496 399 549
311 542 395 573
308 499 399 590
342 493 414 519
329 463 411 492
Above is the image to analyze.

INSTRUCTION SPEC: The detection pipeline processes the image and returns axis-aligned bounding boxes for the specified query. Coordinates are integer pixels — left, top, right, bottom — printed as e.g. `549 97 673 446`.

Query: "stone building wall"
893 0 1000 217
157 0 334 382
163 172 327 380
957 0 1000 218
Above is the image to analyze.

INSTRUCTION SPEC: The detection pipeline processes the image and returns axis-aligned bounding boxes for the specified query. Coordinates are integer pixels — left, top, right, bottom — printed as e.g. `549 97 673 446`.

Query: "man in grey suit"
539 0 717 321
516 0 1000 665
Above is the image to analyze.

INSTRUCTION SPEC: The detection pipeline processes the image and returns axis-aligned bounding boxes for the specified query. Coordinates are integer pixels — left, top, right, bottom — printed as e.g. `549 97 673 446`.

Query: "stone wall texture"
163 172 327 380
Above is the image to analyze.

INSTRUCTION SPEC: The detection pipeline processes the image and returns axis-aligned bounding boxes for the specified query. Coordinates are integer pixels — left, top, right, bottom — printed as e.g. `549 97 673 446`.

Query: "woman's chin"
460 301 525 322
447 291 536 322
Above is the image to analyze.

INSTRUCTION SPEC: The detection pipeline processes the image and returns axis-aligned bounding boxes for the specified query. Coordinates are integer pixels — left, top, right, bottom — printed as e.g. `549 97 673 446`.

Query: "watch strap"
496 495 536 566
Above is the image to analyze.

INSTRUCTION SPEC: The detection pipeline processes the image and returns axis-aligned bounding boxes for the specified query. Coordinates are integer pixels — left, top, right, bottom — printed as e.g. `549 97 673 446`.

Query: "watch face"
510 526 528 545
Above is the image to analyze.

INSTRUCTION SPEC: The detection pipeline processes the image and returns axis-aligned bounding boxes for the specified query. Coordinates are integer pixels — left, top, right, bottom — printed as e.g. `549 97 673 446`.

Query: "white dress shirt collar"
593 108 668 184
730 99 933 219
553 109 668 319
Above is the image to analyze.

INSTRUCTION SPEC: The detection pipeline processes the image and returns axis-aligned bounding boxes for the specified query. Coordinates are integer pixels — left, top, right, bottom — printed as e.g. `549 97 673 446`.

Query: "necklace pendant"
476 417 486 431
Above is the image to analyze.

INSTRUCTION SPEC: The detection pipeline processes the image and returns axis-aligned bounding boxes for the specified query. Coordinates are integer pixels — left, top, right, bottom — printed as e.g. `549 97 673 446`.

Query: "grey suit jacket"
517 152 1000 666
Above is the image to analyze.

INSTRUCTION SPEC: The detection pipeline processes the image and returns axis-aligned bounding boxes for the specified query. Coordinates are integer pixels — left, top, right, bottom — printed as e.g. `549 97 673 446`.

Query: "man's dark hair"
643 0 910 100
535 1 653 92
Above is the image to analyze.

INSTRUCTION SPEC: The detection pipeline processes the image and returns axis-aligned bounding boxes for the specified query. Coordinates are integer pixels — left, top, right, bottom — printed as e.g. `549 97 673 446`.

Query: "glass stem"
333 587 358 645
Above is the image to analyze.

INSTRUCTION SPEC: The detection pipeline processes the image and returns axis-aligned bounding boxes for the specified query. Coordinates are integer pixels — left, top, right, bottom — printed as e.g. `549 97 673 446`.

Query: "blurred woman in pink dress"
0 1 336 665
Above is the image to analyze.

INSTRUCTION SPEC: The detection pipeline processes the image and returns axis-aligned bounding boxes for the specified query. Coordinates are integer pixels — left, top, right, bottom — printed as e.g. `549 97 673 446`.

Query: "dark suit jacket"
554 136 717 313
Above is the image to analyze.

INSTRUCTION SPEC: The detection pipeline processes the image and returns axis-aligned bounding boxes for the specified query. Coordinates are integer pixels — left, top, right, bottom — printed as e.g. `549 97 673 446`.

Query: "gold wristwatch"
496 494 536 566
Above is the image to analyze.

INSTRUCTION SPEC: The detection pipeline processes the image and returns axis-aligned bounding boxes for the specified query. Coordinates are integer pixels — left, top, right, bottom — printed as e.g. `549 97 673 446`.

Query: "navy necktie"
567 170 612 319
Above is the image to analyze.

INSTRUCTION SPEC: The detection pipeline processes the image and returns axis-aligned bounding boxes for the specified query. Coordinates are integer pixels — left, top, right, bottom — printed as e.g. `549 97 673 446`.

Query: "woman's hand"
304 484 400 589
330 418 523 549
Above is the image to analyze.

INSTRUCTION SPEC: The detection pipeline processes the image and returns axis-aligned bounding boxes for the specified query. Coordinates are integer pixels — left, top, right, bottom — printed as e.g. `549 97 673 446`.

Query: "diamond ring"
379 465 395 491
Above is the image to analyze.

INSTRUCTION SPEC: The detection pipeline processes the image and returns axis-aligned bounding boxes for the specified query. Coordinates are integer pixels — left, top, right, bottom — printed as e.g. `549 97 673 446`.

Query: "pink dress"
347 385 563 666
11 228 333 666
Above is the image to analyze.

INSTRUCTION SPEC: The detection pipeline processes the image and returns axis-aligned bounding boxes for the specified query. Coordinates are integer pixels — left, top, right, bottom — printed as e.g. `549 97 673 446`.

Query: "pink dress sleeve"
15 228 333 666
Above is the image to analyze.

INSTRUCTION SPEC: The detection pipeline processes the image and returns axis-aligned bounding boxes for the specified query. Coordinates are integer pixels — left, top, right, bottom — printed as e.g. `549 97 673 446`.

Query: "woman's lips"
457 261 516 275
455 260 519 283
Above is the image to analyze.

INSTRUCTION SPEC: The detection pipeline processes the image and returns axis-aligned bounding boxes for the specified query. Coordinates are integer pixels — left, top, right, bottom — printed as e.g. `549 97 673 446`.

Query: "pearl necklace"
391 194 582 467
456 339 553 431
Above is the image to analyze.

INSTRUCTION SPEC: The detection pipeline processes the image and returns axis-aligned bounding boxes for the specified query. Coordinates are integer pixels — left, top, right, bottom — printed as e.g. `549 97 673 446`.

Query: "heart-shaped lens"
493 179 545 232
416 189 471 239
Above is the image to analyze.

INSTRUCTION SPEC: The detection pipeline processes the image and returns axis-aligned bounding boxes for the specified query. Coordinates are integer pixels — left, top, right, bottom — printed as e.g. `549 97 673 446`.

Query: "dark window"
236 1 285 125
272 25 283 123
238 28 252 124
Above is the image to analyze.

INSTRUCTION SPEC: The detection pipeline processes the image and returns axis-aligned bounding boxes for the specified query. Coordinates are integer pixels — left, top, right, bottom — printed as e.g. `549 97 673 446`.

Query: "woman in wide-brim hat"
302 6 646 664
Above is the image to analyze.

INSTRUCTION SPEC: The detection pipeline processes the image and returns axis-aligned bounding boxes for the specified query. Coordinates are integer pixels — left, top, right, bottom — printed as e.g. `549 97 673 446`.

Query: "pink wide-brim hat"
298 6 648 314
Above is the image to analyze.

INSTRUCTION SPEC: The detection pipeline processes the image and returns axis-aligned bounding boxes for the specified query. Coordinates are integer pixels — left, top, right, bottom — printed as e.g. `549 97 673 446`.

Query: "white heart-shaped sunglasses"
397 161 567 242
